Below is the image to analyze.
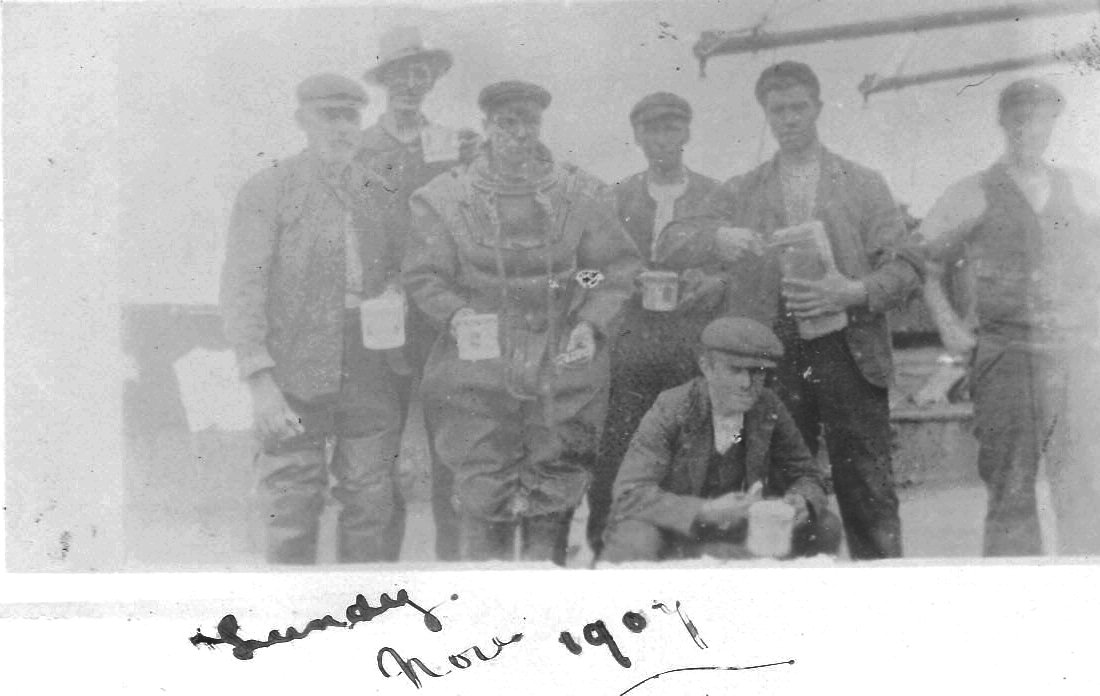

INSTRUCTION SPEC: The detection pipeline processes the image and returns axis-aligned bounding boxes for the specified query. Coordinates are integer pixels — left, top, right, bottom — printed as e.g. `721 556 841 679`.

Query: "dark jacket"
219 151 390 401
610 378 827 536
658 148 922 387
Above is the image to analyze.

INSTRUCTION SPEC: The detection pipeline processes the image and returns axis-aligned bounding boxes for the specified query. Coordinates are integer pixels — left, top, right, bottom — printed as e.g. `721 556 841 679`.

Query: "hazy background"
116 0 1100 305
5 0 1100 570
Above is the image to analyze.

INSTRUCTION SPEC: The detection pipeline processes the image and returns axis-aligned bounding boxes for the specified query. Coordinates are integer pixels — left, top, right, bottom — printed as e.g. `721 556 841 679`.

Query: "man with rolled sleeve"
220 74 404 564
659 62 921 559
601 317 841 562
918 79 1100 556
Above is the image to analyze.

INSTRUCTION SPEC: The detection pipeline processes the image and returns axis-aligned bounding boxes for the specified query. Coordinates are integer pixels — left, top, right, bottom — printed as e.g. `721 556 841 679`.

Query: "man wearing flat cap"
587 92 736 557
601 317 841 563
403 79 642 564
220 73 406 564
917 78 1100 556
658 61 921 560
356 26 482 561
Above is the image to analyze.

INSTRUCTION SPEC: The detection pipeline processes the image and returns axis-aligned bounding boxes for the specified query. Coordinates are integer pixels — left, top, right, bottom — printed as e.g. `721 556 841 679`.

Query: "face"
699 351 767 415
380 60 438 113
762 84 822 154
297 104 363 166
484 100 544 167
634 116 690 172
1001 102 1059 164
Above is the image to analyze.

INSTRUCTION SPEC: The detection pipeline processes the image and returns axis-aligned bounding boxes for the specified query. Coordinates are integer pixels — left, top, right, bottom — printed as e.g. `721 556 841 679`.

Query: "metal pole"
694 0 1098 73
858 43 1093 99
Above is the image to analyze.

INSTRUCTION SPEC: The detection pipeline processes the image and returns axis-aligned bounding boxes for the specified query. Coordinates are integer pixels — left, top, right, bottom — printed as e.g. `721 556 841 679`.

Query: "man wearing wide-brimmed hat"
601 317 841 563
357 27 480 561
220 74 405 565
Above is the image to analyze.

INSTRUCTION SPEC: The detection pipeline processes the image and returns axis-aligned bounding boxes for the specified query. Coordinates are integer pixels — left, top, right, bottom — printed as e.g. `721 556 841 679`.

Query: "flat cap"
478 80 551 113
630 92 692 125
700 317 784 368
296 73 368 107
998 78 1064 117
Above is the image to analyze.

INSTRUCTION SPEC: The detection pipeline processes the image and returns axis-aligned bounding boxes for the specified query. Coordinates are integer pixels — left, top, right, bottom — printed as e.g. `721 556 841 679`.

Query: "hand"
782 492 811 527
939 320 977 356
782 273 866 318
562 321 597 363
247 371 304 442
714 226 760 263
450 307 477 338
457 128 482 165
699 483 763 530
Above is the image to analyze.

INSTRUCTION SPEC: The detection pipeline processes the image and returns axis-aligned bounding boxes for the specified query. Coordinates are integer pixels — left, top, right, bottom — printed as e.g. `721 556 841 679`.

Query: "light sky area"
104 0 1100 303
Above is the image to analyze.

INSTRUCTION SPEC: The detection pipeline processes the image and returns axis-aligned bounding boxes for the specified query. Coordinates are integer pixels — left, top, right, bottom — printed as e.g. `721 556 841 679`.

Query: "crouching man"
601 317 842 562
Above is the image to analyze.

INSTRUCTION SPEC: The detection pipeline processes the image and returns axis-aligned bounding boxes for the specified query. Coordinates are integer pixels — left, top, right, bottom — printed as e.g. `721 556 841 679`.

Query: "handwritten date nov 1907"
190 589 708 689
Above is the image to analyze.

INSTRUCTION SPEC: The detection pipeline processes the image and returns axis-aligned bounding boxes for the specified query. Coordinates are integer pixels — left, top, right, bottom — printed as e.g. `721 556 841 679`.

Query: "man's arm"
402 192 471 330
766 396 827 520
914 176 987 352
655 177 758 268
573 186 644 338
855 170 924 314
219 171 280 380
612 393 706 536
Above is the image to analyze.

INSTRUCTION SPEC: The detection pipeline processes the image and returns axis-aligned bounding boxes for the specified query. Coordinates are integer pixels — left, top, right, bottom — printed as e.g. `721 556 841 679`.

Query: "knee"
600 518 663 564
793 509 843 557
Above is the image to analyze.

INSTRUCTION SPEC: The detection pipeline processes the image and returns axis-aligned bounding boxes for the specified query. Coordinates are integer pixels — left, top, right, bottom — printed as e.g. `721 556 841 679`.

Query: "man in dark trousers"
586 93 723 557
918 79 1100 556
658 62 921 559
220 74 403 564
601 317 841 562
357 26 479 560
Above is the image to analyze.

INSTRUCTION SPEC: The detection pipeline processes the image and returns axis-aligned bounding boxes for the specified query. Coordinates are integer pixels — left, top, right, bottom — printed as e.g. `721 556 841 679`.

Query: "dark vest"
970 164 1091 341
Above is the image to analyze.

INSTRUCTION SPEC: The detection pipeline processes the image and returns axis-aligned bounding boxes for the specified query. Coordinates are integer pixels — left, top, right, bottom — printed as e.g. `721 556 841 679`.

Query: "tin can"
360 289 406 350
639 270 679 311
455 312 502 361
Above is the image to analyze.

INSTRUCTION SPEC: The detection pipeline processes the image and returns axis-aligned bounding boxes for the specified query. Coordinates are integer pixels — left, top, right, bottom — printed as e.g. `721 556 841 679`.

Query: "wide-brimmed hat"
363 27 453 84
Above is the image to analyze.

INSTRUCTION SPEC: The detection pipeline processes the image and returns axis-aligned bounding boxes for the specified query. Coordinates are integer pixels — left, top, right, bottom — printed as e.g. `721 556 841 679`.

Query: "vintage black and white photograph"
6 0 1100 573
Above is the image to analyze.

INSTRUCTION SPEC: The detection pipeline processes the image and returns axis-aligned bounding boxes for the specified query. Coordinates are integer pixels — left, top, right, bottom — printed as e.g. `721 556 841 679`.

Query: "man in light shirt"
587 93 729 557
658 62 920 560
601 317 841 563
917 78 1100 556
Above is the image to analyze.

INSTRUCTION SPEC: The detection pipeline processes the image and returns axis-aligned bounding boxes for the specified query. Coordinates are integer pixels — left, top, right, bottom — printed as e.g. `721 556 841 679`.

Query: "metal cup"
639 270 679 311
746 500 796 558
455 312 501 361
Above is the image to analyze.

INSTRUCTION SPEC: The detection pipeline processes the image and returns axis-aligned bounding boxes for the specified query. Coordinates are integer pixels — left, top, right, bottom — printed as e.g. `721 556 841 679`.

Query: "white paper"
172 348 253 432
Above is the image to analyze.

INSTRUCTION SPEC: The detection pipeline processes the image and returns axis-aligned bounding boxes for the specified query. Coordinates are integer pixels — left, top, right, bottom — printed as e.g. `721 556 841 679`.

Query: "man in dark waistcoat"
918 78 1100 556
357 26 479 560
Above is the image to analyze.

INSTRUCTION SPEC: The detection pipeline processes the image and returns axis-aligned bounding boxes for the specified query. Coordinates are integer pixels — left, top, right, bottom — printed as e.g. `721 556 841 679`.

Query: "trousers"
772 331 902 559
972 337 1100 556
459 510 575 566
600 508 843 562
254 313 404 564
